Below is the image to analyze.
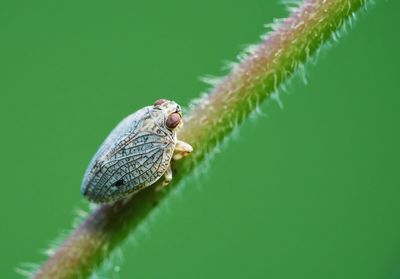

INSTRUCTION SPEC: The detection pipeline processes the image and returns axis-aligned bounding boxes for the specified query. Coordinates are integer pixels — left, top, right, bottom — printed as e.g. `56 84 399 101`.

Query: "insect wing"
98 133 168 200
82 107 171 202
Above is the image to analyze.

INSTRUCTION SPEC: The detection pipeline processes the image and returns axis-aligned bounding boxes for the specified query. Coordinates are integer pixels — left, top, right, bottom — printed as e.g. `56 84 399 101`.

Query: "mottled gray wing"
82 107 173 203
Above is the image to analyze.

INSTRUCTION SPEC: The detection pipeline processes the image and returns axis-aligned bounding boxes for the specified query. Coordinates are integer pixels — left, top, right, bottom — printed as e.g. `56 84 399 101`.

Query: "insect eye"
154 99 168 106
166 112 181 130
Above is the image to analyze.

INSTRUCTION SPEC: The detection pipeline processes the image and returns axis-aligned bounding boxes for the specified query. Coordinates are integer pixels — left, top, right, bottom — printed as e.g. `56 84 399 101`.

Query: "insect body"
81 99 193 203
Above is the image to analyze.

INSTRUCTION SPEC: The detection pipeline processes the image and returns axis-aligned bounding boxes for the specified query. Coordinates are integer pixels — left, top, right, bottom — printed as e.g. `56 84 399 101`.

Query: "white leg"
163 164 173 186
156 164 173 192
173 140 193 161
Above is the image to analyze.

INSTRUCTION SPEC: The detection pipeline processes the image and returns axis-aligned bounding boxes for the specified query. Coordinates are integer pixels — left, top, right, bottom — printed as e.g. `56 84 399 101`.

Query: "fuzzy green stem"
34 1 368 278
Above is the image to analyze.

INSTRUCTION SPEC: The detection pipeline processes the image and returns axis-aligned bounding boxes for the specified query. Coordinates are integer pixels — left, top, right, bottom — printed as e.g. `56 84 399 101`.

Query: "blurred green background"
1 1 399 278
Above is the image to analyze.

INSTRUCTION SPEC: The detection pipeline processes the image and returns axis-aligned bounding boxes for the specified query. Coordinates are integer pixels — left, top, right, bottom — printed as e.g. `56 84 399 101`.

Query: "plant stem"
34 1 368 278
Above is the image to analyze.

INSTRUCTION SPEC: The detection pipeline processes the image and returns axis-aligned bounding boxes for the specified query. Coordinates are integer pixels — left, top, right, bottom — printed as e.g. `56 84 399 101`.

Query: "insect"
81 99 193 203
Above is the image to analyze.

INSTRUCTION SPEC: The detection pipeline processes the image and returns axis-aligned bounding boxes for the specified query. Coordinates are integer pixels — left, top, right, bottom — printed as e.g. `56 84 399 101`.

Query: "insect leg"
156 164 173 191
163 164 173 186
173 140 193 160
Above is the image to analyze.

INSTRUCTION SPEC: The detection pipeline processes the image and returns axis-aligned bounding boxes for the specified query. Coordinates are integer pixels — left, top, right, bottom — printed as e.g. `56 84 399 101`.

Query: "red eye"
154 99 168 106
166 113 181 129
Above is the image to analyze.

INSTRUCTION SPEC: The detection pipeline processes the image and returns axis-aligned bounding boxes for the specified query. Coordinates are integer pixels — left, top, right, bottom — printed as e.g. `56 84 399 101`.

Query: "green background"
1 1 399 278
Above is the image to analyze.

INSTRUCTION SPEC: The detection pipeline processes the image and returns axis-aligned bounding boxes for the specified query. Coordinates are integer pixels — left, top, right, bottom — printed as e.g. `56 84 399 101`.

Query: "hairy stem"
34 1 368 278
